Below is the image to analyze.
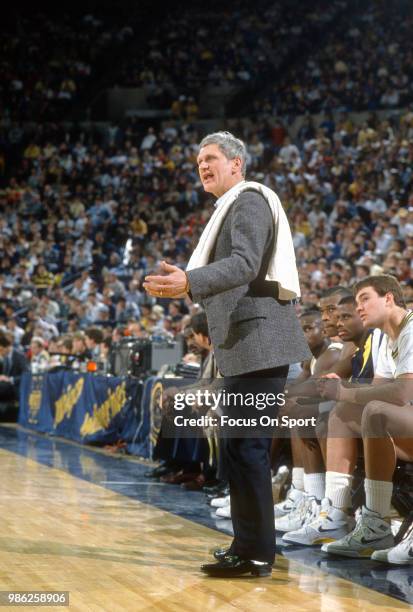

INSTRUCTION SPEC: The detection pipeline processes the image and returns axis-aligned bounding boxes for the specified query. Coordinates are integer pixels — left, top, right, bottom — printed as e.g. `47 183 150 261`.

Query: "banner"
19 371 201 462
19 371 144 449
125 376 189 458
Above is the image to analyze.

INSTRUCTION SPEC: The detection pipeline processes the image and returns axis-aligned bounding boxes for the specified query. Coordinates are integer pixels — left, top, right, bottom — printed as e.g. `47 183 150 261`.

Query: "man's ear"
232 156 242 174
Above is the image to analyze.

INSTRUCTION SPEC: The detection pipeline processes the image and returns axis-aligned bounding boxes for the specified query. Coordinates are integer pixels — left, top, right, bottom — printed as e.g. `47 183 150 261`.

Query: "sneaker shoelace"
305 498 320 522
295 496 315 525
296 495 311 519
282 487 300 505
282 495 308 521
340 514 383 545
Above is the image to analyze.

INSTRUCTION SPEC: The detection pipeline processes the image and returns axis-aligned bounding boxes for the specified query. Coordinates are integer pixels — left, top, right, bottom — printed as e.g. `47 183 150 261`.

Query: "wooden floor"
0 445 411 612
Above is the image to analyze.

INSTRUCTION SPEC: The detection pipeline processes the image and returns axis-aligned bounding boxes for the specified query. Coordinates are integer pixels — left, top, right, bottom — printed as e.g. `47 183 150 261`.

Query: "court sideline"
0 425 411 611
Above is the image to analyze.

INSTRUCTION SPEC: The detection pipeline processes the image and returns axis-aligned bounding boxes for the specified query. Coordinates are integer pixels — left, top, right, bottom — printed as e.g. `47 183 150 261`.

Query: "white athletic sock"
364 478 393 519
325 470 353 511
304 472 325 501
291 467 304 491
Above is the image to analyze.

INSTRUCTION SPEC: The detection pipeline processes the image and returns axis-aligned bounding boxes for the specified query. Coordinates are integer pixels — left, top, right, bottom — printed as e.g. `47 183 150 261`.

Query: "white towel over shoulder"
186 180 301 300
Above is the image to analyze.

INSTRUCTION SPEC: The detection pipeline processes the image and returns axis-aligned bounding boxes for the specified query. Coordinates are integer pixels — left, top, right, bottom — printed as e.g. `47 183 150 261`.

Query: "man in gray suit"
144 131 310 577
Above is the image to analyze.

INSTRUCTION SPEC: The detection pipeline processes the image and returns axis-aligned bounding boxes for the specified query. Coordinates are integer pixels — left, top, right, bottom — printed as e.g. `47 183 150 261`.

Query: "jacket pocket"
230 301 268 324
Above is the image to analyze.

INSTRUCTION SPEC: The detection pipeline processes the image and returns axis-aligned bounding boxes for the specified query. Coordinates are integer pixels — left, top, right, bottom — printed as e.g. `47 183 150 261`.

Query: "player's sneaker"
282 496 321 544
274 487 305 519
275 494 311 533
210 494 230 508
282 497 355 546
371 523 413 565
272 465 289 485
321 506 394 558
215 504 231 519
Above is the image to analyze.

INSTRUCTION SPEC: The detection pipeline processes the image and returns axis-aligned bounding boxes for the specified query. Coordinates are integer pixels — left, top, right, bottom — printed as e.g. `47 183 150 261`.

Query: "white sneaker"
321 506 394 558
215 504 231 519
282 498 355 546
210 494 230 508
275 494 311 533
272 465 289 485
283 497 321 544
371 524 413 565
274 487 305 519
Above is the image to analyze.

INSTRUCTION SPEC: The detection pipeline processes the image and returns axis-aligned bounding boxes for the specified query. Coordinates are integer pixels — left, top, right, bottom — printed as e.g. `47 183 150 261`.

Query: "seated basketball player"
274 305 344 532
318 275 413 563
280 295 383 545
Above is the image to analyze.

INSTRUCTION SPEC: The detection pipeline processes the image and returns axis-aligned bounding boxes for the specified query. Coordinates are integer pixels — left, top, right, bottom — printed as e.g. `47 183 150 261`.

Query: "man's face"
30 342 41 356
300 315 324 350
319 294 342 338
73 338 85 354
197 144 241 197
355 286 387 328
128 323 144 337
85 336 94 350
185 331 200 354
56 342 69 355
0 345 9 358
193 331 210 351
336 304 364 342
403 284 413 300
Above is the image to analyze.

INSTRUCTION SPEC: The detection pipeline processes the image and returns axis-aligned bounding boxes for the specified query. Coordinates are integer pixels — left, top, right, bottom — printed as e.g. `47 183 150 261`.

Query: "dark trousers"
0 381 17 402
221 365 288 564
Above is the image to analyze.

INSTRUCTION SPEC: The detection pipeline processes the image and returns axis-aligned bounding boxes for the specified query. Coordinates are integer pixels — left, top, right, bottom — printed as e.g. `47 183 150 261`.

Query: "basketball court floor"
0 424 411 611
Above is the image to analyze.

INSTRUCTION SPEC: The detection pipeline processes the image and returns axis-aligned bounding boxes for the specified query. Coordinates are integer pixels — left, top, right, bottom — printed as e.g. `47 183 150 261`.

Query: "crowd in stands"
117 0 413 118
4 0 413 124
1 11 134 122
117 0 342 113
1 108 413 368
1 0 338 121
256 0 413 117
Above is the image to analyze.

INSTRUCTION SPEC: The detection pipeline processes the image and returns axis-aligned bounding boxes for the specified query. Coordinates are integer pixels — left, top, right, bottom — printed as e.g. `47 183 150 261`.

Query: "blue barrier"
19 371 146 452
19 371 205 463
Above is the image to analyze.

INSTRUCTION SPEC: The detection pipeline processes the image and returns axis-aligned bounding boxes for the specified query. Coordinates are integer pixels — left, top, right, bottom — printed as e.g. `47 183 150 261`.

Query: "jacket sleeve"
186 192 274 302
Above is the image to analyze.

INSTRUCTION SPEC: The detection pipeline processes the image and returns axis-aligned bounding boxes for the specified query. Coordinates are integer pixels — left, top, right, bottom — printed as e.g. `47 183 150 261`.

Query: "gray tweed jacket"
186 190 311 376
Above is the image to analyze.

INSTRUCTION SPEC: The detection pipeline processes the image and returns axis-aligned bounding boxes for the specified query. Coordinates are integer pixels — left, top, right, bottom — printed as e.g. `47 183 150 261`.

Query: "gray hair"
199 131 247 176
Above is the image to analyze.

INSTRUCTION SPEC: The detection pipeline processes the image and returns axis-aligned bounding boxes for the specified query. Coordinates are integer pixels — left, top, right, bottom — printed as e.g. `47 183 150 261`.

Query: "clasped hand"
317 372 343 401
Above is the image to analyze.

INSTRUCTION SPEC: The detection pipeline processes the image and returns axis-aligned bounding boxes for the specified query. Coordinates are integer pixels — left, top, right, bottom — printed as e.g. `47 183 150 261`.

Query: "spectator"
32 264 55 291
0 331 29 408
29 336 50 373
84 326 105 360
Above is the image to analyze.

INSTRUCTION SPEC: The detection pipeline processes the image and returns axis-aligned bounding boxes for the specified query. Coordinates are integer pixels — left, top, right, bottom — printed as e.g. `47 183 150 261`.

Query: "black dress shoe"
144 465 174 479
204 482 229 497
213 546 231 561
201 555 272 577
206 486 230 500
